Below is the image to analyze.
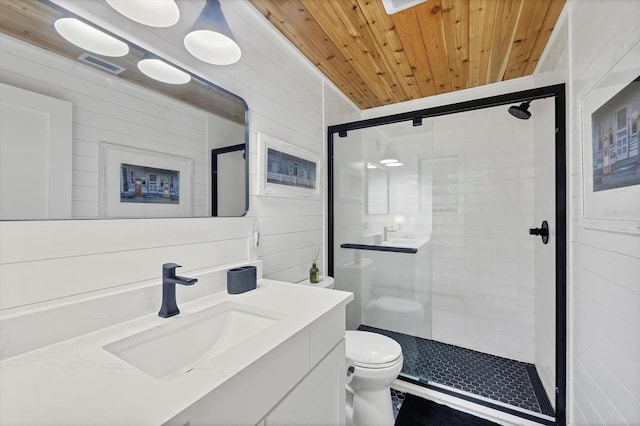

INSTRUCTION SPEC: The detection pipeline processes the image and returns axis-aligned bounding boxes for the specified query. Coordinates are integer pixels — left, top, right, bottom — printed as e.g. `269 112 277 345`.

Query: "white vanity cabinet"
264 339 346 426
169 298 348 426
0 279 352 426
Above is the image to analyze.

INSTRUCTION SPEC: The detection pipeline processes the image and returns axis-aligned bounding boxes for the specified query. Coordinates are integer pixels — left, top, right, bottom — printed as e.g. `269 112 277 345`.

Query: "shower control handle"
529 220 549 244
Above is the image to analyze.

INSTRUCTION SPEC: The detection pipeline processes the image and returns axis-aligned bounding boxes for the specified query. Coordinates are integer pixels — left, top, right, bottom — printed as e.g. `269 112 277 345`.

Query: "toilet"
345 331 403 426
298 276 404 426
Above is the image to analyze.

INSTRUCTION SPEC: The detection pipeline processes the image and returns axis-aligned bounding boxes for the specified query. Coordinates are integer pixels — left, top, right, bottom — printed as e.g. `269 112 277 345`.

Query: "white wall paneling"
538 0 640 424
0 218 254 311
0 83 72 220
0 0 358 352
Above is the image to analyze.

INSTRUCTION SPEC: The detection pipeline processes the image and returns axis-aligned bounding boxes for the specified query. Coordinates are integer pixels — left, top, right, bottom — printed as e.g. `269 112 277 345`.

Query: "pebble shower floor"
360 325 554 417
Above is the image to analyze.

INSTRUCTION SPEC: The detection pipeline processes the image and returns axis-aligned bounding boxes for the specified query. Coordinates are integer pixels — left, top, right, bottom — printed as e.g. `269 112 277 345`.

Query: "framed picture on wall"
579 40 640 234
256 132 321 200
120 164 180 204
99 142 194 217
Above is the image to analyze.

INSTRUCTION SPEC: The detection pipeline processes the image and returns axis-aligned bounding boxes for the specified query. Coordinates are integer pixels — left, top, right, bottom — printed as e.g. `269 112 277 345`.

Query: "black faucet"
158 263 198 318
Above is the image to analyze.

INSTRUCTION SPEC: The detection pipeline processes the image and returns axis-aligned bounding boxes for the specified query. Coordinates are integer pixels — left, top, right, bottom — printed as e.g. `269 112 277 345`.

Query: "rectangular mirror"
366 167 389 214
0 0 249 219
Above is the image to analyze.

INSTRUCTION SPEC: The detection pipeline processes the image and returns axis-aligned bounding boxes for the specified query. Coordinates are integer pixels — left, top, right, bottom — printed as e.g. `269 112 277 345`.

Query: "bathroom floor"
391 388 406 419
391 389 501 425
361 325 555 418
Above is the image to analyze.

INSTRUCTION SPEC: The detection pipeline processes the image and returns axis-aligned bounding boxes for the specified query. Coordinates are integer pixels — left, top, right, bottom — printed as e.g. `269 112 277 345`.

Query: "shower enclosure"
329 86 566 425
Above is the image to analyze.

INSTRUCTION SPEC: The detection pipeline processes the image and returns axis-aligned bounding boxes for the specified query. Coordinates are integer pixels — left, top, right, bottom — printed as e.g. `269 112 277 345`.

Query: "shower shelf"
340 243 417 254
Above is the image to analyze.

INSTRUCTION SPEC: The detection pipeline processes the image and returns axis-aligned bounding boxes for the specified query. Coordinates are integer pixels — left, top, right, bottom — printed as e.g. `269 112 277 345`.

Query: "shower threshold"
359 325 556 425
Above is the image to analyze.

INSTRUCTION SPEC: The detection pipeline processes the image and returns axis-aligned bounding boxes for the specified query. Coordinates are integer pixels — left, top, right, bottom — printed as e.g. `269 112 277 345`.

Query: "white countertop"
0 280 352 425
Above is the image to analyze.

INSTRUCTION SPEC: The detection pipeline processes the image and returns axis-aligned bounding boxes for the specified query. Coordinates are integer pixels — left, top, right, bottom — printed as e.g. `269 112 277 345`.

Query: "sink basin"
103 301 283 380
381 238 428 249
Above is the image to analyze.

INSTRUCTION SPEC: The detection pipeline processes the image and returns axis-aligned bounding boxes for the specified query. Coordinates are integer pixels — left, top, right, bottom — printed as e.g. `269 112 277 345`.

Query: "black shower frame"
327 84 567 426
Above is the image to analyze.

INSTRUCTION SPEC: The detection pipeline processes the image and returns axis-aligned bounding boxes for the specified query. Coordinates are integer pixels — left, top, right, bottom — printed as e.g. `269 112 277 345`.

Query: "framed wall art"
580 41 640 234
99 142 194 218
256 132 321 200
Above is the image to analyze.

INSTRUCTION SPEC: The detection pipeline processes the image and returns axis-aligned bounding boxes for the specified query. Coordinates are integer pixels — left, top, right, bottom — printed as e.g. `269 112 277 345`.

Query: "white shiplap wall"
558 1 640 425
0 35 212 218
0 0 357 320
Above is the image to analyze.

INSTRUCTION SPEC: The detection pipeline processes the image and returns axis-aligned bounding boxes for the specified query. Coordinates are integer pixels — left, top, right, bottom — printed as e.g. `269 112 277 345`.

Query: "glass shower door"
331 98 559 421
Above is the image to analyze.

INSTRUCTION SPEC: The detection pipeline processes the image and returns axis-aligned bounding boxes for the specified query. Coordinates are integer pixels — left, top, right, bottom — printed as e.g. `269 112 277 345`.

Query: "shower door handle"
529 220 549 244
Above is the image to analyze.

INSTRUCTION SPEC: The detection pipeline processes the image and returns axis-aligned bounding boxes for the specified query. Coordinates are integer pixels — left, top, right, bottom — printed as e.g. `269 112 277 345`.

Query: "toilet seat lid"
345 331 402 367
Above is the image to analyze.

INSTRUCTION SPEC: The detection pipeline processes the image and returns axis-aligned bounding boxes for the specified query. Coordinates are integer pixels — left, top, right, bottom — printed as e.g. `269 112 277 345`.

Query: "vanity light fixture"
385 162 403 167
380 144 400 164
367 162 377 169
137 57 191 85
184 0 241 65
105 0 180 28
54 17 129 57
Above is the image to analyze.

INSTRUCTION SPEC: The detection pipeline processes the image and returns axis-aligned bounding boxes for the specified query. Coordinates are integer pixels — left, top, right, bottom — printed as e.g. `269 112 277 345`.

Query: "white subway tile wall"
427 106 540 363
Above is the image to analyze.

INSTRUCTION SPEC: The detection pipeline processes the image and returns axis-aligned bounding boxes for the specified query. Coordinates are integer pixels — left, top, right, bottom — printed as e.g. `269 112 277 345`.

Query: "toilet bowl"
345 330 403 426
298 276 403 426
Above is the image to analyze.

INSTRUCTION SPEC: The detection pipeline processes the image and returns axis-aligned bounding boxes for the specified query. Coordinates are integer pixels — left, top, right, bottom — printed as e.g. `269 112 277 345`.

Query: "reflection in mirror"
366 167 389 214
0 0 248 219
212 144 247 217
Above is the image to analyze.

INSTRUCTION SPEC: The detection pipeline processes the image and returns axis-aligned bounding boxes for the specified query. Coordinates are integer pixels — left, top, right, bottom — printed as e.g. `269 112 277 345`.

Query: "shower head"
508 101 532 120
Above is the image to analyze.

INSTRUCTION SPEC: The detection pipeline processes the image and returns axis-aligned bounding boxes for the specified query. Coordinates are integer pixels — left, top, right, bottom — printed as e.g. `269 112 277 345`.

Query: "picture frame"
256 132 321 200
119 163 180 205
579 40 640 234
99 142 194 218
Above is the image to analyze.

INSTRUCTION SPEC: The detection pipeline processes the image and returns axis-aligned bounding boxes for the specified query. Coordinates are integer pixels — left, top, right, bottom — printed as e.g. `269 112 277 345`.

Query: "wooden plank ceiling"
248 0 566 109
